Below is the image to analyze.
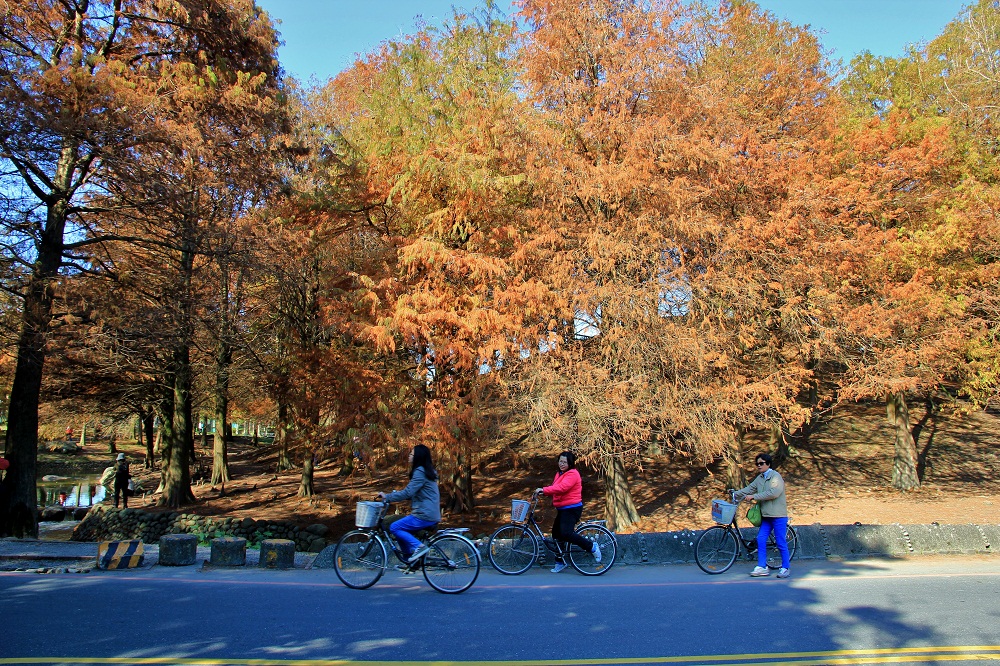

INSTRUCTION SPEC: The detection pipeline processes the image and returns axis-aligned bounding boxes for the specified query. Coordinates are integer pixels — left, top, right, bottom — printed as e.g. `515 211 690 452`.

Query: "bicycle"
487 492 617 576
333 500 481 594
694 489 799 574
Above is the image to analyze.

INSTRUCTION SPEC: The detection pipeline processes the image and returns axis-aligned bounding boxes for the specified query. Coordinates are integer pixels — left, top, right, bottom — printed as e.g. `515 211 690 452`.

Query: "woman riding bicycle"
377 444 440 564
534 450 601 573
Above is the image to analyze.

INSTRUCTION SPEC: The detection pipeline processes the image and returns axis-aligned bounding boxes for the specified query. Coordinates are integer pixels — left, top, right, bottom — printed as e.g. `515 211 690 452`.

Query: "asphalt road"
1 556 999 666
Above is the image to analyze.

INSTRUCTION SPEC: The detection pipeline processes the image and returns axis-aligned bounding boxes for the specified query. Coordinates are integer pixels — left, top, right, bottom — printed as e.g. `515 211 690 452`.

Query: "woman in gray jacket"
734 453 790 579
377 444 441 563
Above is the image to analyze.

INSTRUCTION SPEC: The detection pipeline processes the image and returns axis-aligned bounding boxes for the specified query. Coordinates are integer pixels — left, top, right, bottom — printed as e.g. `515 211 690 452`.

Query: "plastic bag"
747 502 762 527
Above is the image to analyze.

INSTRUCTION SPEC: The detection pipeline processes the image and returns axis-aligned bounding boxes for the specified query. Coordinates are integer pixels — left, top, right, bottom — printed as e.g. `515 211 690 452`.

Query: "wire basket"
355 501 383 528
711 499 737 525
510 499 531 524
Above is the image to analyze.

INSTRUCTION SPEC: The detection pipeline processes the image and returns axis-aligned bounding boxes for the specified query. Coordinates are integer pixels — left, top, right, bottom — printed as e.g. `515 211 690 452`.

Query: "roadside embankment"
3 520 996 572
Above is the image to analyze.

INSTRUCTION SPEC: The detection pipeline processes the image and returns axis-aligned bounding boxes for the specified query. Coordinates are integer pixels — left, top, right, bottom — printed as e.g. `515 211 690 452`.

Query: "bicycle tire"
333 530 387 589
487 524 538 575
766 524 798 569
695 525 740 574
422 534 481 594
568 524 616 576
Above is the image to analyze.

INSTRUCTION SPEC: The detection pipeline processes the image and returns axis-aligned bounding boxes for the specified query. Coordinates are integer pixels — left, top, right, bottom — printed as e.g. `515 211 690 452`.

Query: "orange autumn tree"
0 0 283 529
508 0 846 528
837 0 1000 489
323 7 538 512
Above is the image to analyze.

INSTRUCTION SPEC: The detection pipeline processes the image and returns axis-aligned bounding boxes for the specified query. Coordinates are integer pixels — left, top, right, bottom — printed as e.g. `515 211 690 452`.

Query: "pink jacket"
543 469 583 508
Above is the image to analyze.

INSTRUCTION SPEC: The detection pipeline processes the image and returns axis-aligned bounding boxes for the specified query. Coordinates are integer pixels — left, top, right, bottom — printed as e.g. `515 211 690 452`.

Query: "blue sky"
255 0 969 83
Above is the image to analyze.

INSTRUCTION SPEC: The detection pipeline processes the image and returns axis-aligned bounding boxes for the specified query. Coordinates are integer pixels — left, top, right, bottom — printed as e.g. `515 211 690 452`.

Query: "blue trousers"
389 515 437 557
757 516 790 569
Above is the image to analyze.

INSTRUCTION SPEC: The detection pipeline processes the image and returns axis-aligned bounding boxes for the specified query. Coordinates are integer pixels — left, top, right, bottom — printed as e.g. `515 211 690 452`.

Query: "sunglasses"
756 461 767 466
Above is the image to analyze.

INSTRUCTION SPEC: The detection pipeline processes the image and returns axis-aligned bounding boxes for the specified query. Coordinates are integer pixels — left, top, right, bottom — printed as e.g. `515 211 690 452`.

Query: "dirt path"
36 401 1000 538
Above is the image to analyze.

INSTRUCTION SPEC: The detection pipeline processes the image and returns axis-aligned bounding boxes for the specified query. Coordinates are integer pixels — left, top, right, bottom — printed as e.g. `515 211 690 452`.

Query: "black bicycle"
487 492 617 575
694 490 798 574
333 500 481 594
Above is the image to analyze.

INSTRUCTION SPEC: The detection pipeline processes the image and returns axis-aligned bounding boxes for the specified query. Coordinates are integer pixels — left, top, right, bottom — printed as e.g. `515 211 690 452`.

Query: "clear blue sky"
255 0 969 83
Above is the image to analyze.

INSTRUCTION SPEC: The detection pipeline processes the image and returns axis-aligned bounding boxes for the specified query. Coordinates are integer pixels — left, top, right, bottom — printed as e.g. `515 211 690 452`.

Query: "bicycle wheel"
695 525 740 574
488 524 538 575
422 534 481 594
333 530 386 589
568 524 616 576
766 524 798 569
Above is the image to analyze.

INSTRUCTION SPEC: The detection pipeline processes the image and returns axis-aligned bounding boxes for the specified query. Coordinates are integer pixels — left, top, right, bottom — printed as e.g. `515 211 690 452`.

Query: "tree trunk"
769 423 790 465
108 434 118 455
142 408 155 469
78 424 86 447
159 344 196 507
725 425 748 491
1 170 73 538
298 453 315 497
887 392 920 490
602 454 639 531
211 350 231 485
445 451 475 513
275 400 292 472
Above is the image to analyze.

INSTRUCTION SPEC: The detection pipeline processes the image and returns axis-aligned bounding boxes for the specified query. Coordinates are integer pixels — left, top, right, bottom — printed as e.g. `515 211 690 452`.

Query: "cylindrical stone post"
158 533 198 566
210 537 247 567
259 538 295 569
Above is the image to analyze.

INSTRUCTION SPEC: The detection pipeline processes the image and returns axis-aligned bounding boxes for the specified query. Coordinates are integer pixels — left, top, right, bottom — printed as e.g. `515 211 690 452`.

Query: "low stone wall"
613 522 998 565
71 505 329 553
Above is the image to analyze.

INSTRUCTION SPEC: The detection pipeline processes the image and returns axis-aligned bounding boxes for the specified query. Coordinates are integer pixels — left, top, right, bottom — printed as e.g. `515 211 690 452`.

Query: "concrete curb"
4 522 997 571
613 522 997 565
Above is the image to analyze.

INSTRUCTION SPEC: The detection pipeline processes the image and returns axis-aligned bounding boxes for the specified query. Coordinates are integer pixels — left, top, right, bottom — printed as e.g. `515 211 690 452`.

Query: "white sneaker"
407 544 430 563
750 566 770 577
550 561 568 573
777 567 790 579
592 541 602 563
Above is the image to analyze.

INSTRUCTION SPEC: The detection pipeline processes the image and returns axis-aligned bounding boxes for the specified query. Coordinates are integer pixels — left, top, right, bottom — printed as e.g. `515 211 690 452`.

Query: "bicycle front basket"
711 499 737 525
355 501 382 528
510 499 531 523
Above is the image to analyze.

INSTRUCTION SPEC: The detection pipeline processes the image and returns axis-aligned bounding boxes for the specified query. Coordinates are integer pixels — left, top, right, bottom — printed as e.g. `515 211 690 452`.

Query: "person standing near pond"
734 452 790 579
535 450 601 573
113 453 130 509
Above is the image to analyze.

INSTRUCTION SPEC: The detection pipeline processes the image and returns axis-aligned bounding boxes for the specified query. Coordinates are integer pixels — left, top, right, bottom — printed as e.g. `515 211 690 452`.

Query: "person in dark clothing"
113 453 130 508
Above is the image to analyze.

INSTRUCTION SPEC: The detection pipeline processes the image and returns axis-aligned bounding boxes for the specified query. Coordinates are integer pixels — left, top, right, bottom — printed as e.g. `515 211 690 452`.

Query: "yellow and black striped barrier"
97 540 144 570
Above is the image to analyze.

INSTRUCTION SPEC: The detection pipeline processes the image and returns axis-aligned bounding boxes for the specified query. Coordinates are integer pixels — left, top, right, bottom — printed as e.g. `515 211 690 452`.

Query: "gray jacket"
734 469 788 518
384 467 441 523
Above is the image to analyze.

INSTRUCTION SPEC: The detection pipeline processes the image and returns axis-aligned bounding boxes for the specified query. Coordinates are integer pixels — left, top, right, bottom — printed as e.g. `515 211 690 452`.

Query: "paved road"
2 555 999 665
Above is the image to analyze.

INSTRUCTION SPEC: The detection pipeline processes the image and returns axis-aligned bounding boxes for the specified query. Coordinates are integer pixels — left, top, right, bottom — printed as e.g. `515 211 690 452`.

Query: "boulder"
40 506 67 522
159 533 198 566
259 539 295 569
305 523 329 537
210 537 247 567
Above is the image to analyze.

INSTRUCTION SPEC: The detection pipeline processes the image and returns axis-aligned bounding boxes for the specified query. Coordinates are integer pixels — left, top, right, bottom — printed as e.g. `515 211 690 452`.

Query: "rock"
305 523 329 537
210 537 247 567
259 539 295 569
159 534 198 566
40 507 67 522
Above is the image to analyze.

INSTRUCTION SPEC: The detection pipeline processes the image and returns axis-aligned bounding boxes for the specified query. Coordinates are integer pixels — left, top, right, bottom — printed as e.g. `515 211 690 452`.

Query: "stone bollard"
210 537 247 567
259 539 295 569
159 533 198 566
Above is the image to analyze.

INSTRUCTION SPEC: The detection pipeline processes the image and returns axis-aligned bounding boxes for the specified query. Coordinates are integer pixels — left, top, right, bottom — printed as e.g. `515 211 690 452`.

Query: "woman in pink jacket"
534 450 602 573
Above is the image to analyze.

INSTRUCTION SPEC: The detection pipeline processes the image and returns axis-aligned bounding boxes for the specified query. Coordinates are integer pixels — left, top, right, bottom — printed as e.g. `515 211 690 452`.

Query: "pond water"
37 475 106 509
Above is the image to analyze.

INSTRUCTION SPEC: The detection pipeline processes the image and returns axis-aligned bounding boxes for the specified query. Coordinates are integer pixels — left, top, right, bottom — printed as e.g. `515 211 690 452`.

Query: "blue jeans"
757 516 790 569
390 515 437 557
